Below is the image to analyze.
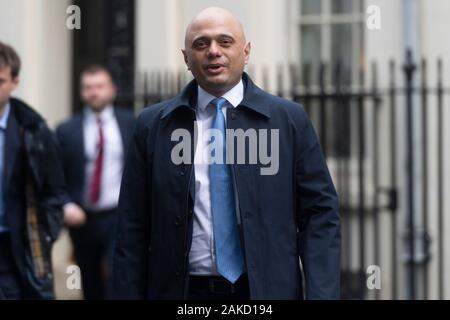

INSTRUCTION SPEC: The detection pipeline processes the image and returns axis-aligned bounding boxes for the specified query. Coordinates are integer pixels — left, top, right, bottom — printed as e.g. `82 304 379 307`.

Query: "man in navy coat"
113 7 340 300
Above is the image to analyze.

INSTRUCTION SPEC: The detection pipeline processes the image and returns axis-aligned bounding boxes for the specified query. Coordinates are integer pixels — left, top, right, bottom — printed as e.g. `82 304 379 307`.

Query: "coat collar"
160 72 271 119
9 97 45 129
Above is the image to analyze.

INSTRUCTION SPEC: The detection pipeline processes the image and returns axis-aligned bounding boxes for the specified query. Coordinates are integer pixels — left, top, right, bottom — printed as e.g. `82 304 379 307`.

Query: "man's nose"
207 41 222 58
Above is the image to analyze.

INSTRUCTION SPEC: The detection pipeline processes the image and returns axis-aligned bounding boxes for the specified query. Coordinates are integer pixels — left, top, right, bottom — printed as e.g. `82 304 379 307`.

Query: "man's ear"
244 42 251 65
181 49 190 71
11 77 20 90
112 83 118 98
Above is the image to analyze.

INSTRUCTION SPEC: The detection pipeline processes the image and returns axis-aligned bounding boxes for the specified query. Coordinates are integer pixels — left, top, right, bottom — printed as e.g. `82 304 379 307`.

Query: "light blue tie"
209 97 245 283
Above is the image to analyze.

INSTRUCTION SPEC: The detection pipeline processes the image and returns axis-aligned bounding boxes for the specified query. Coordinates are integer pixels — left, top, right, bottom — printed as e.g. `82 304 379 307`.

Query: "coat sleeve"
294 106 341 300
112 113 151 299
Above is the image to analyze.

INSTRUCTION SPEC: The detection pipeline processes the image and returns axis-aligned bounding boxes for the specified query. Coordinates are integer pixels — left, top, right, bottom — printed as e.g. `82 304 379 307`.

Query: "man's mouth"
205 63 226 75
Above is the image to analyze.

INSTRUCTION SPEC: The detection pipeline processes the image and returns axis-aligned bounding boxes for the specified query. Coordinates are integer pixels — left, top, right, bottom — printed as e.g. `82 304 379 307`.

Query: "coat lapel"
114 109 127 152
73 113 86 180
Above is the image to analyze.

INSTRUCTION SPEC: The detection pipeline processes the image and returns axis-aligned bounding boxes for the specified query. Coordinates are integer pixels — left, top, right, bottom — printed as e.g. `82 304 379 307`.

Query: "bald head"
184 7 246 48
182 7 251 97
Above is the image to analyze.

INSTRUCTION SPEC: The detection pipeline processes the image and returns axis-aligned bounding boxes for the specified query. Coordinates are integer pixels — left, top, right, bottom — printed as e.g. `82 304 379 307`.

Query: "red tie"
89 116 104 204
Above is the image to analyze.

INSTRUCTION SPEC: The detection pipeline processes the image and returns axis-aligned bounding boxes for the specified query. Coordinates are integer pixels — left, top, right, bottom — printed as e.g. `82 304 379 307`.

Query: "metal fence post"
403 48 417 300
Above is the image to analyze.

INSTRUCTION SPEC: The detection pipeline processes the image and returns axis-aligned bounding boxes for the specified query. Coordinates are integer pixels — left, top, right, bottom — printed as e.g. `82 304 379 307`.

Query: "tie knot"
209 97 228 112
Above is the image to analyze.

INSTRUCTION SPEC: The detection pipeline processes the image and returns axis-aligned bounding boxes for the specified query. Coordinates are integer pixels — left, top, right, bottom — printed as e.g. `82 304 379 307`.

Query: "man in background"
0 41 65 299
56 65 135 300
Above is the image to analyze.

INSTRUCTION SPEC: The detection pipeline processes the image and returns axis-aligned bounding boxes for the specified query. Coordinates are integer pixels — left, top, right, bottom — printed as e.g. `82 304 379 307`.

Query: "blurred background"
1 0 450 300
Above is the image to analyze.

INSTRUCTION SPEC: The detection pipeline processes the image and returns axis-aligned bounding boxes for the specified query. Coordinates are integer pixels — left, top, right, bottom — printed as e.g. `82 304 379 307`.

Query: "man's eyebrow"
192 33 235 43
192 36 209 43
218 34 234 38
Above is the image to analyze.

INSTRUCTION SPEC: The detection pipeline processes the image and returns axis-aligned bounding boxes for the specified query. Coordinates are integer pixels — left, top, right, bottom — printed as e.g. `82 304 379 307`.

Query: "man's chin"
204 75 231 88
88 103 107 112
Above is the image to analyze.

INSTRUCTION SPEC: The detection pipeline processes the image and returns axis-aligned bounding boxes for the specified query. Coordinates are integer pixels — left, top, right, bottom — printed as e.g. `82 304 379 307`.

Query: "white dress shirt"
189 80 244 275
83 106 124 211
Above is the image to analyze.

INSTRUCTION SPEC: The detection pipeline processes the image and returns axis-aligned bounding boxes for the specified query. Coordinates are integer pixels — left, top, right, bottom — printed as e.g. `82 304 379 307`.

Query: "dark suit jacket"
113 73 341 300
55 107 136 207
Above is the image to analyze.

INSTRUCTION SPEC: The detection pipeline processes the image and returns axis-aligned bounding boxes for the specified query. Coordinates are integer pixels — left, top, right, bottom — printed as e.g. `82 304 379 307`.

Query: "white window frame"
290 0 366 85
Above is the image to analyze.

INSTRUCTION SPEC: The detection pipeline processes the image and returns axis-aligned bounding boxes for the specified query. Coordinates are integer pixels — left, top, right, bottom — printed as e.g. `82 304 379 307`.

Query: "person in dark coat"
0 41 66 299
56 65 135 300
113 7 340 300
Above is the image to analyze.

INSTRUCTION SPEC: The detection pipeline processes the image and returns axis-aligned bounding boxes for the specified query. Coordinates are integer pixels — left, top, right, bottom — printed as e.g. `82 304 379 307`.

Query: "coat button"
174 215 182 226
231 112 237 120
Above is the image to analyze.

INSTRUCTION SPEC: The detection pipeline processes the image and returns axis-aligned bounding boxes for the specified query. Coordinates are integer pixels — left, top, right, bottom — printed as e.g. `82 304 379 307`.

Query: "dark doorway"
72 0 135 113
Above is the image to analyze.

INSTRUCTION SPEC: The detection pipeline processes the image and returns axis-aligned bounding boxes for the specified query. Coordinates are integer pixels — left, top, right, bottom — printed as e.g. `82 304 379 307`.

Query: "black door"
72 0 135 112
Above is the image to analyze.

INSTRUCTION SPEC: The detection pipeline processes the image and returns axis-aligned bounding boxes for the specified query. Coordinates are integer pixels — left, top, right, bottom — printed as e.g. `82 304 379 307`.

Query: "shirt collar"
0 102 11 130
84 105 114 122
197 80 244 112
